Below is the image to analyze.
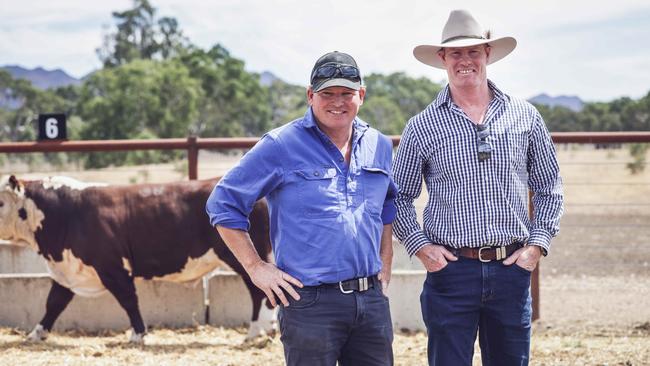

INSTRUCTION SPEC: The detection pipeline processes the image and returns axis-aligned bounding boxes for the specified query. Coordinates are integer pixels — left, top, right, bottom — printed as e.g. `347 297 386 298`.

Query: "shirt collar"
433 79 510 109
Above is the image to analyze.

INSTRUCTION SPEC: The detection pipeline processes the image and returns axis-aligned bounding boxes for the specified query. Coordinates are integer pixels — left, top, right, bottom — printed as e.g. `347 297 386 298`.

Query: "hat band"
442 35 487 44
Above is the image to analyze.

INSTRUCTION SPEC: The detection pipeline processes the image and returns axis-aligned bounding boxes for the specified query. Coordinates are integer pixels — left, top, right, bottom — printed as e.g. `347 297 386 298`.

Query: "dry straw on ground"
1 323 649 365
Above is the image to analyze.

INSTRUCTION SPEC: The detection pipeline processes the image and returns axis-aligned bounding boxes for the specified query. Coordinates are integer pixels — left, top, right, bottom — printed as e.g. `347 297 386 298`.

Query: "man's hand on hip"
248 260 304 307
415 244 458 272
503 245 542 272
378 264 392 296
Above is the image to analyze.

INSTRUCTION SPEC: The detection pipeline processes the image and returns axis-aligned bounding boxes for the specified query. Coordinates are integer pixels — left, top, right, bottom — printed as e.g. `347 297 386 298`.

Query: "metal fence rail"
2 132 649 178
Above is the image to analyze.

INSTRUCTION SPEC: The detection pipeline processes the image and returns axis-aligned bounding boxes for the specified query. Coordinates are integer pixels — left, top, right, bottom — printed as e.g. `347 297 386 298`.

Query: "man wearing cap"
392 9 564 365
206 51 396 365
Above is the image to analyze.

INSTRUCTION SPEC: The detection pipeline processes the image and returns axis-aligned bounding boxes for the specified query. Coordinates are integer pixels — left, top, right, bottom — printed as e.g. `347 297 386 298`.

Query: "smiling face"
438 45 491 90
307 85 365 136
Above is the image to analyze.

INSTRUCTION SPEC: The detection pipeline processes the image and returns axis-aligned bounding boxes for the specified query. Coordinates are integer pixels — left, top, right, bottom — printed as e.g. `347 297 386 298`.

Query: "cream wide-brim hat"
413 9 517 69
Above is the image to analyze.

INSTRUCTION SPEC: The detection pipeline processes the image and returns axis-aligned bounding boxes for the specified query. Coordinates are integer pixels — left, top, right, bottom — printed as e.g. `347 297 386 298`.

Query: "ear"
8 175 21 192
436 49 447 67
358 87 366 104
306 86 314 106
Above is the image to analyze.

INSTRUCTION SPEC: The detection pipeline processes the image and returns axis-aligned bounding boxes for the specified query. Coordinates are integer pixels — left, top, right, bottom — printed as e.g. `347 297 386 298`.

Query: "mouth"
458 68 475 75
328 110 347 115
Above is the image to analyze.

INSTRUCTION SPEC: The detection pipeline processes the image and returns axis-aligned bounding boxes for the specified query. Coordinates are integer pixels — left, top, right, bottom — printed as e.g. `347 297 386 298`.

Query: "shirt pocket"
295 168 340 218
361 166 390 216
506 131 529 170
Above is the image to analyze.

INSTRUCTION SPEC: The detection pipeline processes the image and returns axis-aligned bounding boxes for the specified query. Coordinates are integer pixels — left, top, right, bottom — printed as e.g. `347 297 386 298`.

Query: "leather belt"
318 275 379 294
453 243 523 262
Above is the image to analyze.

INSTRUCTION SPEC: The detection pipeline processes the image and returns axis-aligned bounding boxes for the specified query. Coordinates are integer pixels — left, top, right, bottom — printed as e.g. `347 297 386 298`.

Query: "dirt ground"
0 321 648 366
1 145 649 365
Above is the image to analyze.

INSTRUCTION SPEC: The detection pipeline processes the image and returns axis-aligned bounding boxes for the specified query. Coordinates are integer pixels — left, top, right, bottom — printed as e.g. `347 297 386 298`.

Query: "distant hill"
529 93 584 112
259 71 281 87
1 65 81 90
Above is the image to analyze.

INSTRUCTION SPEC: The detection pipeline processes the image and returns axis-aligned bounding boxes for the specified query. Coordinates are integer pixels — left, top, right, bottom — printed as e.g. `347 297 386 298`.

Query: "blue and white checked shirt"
206 108 397 286
393 80 564 257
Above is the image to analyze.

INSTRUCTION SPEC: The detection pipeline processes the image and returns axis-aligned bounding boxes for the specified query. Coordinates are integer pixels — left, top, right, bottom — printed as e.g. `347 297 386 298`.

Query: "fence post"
187 136 198 180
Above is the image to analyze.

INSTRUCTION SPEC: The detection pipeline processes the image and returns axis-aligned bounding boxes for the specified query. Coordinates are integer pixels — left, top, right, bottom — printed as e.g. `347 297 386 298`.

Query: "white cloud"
1 0 649 100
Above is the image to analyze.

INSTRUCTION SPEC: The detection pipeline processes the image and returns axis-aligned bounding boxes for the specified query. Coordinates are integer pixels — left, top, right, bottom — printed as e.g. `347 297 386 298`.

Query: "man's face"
307 86 365 133
438 45 491 89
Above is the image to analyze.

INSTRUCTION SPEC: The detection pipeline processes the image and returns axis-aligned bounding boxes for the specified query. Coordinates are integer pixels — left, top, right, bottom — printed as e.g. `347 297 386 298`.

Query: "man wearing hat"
206 51 397 365
392 9 564 365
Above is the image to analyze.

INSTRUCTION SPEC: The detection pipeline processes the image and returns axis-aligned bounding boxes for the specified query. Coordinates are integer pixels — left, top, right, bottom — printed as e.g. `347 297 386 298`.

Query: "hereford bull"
0 175 274 343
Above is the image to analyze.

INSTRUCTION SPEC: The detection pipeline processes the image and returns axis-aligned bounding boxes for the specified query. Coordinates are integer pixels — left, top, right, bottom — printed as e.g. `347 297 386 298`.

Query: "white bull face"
0 190 18 240
0 176 44 248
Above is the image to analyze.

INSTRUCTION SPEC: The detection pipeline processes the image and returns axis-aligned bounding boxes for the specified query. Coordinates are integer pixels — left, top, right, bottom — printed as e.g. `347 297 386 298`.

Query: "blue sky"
1 0 649 102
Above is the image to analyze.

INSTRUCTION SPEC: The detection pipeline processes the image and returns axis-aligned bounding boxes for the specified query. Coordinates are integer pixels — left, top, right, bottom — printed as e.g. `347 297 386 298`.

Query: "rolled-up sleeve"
381 173 398 225
380 135 398 224
206 135 284 230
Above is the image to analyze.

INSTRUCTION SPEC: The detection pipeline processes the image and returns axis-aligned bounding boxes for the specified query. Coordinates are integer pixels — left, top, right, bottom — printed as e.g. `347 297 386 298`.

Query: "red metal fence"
1 131 649 321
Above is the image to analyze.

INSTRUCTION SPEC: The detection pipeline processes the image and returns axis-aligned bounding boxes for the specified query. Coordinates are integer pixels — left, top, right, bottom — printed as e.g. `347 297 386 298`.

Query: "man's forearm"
380 224 393 268
216 225 263 273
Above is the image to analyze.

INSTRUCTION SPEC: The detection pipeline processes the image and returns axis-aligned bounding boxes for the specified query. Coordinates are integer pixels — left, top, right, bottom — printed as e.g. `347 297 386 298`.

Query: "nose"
331 94 345 105
460 53 473 63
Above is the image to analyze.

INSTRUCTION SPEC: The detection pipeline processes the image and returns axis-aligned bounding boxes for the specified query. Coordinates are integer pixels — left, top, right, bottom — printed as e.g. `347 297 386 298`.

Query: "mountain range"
528 93 584 112
1 65 584 111
1 65 82 89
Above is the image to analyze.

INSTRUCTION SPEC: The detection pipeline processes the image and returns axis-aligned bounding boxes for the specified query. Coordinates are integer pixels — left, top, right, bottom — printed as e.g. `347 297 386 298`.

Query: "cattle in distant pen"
0 175 274 343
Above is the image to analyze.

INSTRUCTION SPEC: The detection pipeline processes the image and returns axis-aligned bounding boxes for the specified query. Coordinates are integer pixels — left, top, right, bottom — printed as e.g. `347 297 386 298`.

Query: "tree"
0 70 81 167
360 72 442 134
157 17 188 59
620 92 650 131
359 96 405 135
97 0 189 67
179 45 271 137
0 70 70 142
266 78 307 128
76 59 202 167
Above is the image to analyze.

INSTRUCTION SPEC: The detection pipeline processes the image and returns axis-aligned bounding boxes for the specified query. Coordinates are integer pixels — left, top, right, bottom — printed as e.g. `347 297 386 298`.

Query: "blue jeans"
421 257 532 366
279 284 393 366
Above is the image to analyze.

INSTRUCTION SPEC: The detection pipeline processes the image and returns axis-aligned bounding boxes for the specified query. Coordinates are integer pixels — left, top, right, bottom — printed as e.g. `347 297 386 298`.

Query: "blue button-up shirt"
206 108 397 286
393 81 564 257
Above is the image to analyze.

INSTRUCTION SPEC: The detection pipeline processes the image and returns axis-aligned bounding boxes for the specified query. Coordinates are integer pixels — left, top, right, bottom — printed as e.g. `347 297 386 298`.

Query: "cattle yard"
1 144 649 365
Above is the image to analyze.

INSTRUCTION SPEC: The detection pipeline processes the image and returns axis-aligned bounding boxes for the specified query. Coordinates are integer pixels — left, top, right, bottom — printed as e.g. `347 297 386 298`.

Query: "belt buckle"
339 281 353 294
478 246 492 263
338 277 369 294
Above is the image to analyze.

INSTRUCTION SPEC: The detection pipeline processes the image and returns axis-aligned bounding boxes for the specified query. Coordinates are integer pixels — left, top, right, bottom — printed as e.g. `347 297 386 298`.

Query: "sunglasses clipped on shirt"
310 63 361 84
475 123 492 162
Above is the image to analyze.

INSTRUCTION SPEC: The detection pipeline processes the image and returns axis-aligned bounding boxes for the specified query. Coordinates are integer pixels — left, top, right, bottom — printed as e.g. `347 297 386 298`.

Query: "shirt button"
313 171 320 177
339 157 344 162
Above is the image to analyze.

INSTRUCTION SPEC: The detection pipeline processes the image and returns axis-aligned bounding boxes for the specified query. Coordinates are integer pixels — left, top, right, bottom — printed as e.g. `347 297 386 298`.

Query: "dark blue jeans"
421 257 532 366
278 284 393 366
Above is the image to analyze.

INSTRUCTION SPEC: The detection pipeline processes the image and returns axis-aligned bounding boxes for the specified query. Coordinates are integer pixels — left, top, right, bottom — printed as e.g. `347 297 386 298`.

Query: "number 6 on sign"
45 118 59 139
38 113 67 140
